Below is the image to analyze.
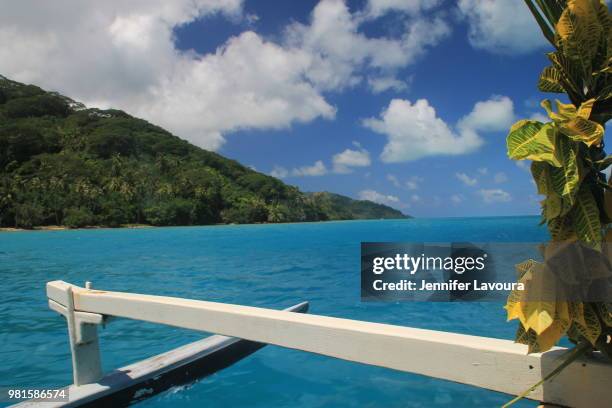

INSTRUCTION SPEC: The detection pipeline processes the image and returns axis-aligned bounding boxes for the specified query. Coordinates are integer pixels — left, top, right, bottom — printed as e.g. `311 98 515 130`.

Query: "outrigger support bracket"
47 281 104 386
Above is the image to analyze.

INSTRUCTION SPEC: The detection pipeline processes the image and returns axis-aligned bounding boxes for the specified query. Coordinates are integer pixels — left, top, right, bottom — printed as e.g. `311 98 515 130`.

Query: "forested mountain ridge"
0 76 407 229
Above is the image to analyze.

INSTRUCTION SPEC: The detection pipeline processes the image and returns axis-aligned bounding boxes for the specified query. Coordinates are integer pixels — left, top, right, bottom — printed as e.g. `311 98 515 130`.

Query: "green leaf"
507 121 561 166
556 0 603 79
524 0 557 45
572 303 602 345
547 51 583 102
550 135 581 200
541 99 578 121
530 136 582 221
547 213 575 240
539 66 566 93
571 184 603 247
516 259 538 279
515 322 542 353
559 116 604 146
597 302 612 327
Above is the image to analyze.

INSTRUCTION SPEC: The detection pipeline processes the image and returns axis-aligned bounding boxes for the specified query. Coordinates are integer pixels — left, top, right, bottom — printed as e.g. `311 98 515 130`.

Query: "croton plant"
505 0 612 358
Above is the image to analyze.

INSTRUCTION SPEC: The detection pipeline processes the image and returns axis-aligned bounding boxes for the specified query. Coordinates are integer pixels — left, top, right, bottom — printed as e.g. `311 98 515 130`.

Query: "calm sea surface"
0 217 548 407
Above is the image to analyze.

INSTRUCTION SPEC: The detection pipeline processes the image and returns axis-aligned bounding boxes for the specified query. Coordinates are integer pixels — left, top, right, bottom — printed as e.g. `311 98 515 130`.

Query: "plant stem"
502 342 591 407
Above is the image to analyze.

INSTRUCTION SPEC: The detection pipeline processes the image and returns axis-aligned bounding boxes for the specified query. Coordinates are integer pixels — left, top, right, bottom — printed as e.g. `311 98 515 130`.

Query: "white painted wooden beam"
48 281 103 386
47 281 612 407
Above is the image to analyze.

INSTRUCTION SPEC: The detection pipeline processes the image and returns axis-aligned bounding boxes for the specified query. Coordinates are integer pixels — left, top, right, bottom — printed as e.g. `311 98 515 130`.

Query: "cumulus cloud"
332 143 371 173
368 76 410 93
478 188 511 203
457 0 548 55
285 0 449 92
271 160 328 178
270 166 290 178
457 96 515 133
363 95 514 162
530 112 549 122
0 0 449 151
455 172 478 187
358 189 403 208
292 160 328 176
362 0 443 19
143 32 337 149
477 167 488 175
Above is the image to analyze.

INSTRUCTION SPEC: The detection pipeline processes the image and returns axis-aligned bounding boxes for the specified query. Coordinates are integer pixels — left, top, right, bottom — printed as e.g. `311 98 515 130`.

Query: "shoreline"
0 218 408 233
0 214 544 233
0 224 155 232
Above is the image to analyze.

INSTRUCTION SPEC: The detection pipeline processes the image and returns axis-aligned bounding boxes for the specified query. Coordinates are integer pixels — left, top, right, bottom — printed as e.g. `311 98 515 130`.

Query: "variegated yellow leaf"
596 302 612 327
556 0 603 77
516 263 562 335
572 184 603 247
573 303 602 345
515 323 542 353
576 98 595 118
541 99 577 122
559 116 604 146
507 121 561 166
547 216 577 241
538 66 566 93
535 320 568 351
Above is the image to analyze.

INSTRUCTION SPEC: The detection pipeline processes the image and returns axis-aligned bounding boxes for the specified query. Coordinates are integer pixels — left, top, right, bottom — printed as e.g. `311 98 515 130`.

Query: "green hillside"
307 192 407 220
0 76 407 229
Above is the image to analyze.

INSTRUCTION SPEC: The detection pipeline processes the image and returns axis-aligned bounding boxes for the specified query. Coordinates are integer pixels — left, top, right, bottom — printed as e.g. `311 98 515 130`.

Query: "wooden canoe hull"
14 301 308 408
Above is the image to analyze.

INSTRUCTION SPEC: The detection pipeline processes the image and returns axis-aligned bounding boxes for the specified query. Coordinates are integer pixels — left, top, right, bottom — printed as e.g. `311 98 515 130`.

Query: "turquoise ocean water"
0 217 548 407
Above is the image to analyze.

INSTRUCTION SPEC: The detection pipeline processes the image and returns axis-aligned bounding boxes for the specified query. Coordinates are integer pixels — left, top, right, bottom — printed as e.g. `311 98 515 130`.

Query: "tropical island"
0 75 407 230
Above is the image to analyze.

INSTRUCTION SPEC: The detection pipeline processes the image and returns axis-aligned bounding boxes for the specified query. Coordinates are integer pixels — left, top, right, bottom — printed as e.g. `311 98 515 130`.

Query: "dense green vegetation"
0 76 407 229
307 192 406 220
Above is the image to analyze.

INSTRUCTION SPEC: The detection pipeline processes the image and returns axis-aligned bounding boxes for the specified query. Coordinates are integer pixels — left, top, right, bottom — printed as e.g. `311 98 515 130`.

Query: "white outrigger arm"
44 280 612 407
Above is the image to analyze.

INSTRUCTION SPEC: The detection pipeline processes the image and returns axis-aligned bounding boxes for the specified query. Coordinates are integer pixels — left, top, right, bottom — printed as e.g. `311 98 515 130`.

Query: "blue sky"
0 0 560 217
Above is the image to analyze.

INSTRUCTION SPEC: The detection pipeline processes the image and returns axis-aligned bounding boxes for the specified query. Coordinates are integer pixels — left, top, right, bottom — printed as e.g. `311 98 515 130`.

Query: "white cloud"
368 76 409 93
457 96 515 133
332 143 371 173
455 172 478 187
143 32 337 149
363 95 514 162
477 167 488 175
358 189 403 208
457 0 547 55
494 172 508 184
0 0 449 151
451 194 464 205
530 112 549 122
387 174 422 190
285 0 449 91
363 99 480 162
478 188 512 203
270 160 328 178
410 194 421 203
363 0 443 19
292 160 328 177
270 166 289 178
